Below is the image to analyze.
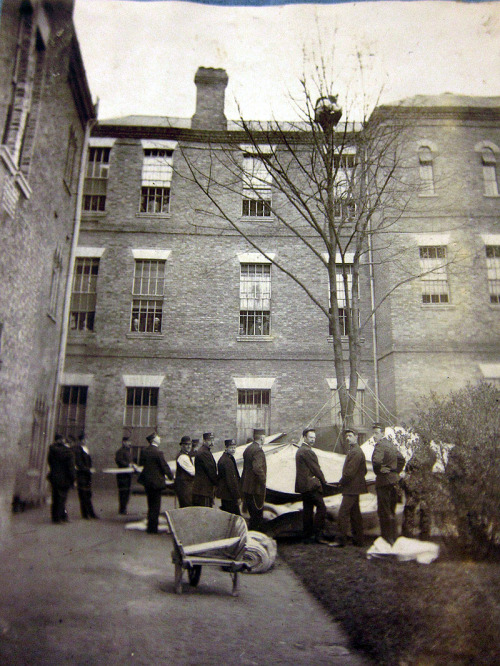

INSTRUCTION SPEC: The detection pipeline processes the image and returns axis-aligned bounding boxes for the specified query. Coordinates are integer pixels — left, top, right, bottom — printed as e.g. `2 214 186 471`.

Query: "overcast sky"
73 0 500 121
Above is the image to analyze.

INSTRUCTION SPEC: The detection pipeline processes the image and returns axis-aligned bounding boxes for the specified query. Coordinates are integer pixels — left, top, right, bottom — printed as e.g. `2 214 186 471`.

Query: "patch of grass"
279 539 500 665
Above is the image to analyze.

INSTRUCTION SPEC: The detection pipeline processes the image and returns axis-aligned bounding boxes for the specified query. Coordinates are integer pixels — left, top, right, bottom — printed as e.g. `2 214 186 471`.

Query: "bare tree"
176 66 452 426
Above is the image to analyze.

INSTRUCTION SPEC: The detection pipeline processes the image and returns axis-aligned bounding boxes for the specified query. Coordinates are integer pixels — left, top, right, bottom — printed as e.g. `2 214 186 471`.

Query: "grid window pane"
486 245 500 303
56 385 87 439
130 260 166 333
70 258 99 331
239 263 271 336
242 155 272 217
419 246 449 304
124 387 158 427
140 186 170 213
418 147 435 195
83 147 110 211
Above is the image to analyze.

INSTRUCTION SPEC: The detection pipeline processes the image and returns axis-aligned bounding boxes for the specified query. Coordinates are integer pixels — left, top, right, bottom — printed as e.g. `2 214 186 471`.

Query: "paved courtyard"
0 489 371 665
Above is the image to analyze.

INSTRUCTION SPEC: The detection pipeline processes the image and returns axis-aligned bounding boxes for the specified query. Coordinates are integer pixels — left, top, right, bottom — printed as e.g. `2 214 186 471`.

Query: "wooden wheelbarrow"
165 507 251 596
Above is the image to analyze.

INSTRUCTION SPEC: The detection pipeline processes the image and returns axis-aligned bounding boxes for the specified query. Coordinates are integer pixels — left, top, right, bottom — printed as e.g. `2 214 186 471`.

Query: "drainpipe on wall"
367 224 380 420
42 117 95 489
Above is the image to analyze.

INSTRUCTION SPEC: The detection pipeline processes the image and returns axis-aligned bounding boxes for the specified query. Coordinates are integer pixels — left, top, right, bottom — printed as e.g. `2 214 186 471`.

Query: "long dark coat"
217 451 241 501
241 441 267 496
339 444 367 495
47 442 76 490
137 445 173 490
295 444 326 494
192 444 218 498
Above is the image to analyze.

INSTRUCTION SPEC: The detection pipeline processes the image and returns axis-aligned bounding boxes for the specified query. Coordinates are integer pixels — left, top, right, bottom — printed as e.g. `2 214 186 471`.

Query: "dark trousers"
301 490 327 538
50 484 69 523
338 494 364 546
116 474 131 514
244 493 265 531
192 494 213 508
402 491 431 541
145 487 162 533
376 484 399 545
77 485 96 519
220 499 241 515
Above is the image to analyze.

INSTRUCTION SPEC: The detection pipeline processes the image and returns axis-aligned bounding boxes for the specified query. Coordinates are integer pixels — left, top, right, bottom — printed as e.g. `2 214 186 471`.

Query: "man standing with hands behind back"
137 432 173 534
336 428 367 547
242 428 267 531
192 432 218 507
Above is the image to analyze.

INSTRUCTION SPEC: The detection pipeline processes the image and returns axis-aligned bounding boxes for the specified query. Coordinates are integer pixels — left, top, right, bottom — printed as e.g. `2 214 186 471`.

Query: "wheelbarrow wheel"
188 564 202 587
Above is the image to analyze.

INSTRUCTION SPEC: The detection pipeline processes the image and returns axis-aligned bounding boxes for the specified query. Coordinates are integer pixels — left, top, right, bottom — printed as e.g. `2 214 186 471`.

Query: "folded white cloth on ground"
366 536 439 564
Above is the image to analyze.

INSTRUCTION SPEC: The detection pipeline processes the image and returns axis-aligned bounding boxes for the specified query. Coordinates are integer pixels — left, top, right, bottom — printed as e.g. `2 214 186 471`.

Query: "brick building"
0 0 95 519
60 68 499 469
372 95 500 419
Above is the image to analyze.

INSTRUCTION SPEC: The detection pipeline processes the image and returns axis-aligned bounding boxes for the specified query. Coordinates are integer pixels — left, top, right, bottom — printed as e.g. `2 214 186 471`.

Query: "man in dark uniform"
47 433 76 523
217 438 241 515
190 439 200 460
73 432 98 519
242 428 267 531
137 432 173 534
174 436 195 507
371 422 406 545
337 428 367 547
115 436 133 515
192 432 218 507
295 427 329 544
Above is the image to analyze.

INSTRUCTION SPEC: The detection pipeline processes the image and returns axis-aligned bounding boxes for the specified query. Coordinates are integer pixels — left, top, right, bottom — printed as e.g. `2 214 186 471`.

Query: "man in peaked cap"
217 439 241 515
192 432 218 507
241 428 267 530
137 432 173 534
336 428 367 547
73 432 98 519
47 433 76 523
174 436 195 507
115 435 133 515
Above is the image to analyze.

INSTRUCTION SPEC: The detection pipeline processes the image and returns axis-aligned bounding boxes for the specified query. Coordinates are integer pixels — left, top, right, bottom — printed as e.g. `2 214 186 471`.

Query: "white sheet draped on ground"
366 536 440 564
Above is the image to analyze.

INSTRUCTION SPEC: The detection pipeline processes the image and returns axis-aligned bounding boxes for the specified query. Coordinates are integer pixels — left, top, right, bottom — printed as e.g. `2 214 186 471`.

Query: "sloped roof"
386 93 500 110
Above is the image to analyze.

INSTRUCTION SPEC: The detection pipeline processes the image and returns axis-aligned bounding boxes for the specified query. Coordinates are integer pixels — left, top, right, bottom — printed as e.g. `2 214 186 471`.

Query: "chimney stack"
191 67 228 131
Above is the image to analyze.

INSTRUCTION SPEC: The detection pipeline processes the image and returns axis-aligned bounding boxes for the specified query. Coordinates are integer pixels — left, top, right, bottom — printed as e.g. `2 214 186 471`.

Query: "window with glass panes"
486 246 500 303
83 147 110 211
56 385 87 439
419 246 449 304
329 264 356 336
242 155 272 218
131 259 166 333
140 149 173 213
239 263 271 336
124 387 158 427
418 147 435 195
70 258 99 330
481 149 499 196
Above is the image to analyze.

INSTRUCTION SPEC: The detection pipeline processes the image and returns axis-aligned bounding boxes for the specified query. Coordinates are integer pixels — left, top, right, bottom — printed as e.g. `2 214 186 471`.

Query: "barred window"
237 389 270 406
419 246 449 304
239 263 271 336
334 199 356 220
124 387 158 427
83 147 110 212
131 259 166 333
70 258 99 331
486 245 500 303
242 155 272 218
418 147 435 195
140 148 173 213
481 149 498 196
56 385 87 440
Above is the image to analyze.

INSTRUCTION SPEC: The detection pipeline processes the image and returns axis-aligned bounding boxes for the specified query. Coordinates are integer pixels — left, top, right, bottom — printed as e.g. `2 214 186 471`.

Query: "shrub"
411 382 500 558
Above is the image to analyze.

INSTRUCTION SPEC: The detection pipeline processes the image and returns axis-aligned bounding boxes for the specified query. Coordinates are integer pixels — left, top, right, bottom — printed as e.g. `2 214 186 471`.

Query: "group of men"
48 421 408 546
295 423 405 547
117 428 268 535
46 432 99 523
